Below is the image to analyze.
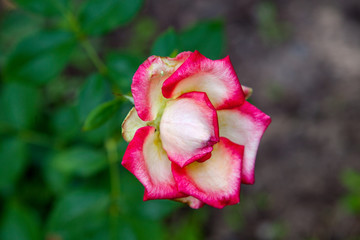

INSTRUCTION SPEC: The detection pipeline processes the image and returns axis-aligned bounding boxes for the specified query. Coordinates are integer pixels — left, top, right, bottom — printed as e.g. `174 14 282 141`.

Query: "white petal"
217 102 271 184
159 92 219 167
122 107 146 142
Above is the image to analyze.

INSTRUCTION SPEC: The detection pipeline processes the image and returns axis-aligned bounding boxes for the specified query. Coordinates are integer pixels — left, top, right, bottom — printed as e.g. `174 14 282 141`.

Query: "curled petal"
122 126 185 200
160 92 219 167
172 137 244 209
132 52 192 121
241 85 253 99
217 102 271 184
122 107 146 142
173 196 204 209
162 51 245 110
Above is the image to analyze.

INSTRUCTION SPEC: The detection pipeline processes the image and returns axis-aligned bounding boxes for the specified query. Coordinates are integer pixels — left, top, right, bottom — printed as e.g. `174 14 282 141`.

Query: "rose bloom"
122 51 271 209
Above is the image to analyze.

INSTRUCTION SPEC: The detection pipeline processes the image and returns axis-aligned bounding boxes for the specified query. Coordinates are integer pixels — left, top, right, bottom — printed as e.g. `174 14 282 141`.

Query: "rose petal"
217 101 271 184
132 52 192 121
172 137 244 209
173 196 204 209
122 126 185 200
162 51 245 110
122 107 147 142
241 85 253 99
160 92 219 168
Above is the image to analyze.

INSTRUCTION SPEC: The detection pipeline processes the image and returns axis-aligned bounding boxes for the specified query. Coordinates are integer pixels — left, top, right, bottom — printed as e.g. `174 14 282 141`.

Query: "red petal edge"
122 126 185 200
132 52 191 121
172 137 244 209
162 50 245 110
217 101 271 184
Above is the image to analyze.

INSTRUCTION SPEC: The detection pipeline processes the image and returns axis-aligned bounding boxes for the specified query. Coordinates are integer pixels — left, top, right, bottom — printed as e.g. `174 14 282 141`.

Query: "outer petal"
132 52 191 121
122 107 146 142
122 126 185 200
173 196 204 209
241 85 253 99
217 101 271 184
159 92 219 168
162 51 245 110
172 137 244 209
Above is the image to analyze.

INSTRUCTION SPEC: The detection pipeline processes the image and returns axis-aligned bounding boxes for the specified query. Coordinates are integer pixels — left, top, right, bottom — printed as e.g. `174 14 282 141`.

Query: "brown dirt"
145 0 360 239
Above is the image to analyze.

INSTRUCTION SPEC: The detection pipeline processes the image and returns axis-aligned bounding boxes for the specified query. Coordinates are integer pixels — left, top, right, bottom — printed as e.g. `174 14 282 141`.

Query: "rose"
122 51 271 209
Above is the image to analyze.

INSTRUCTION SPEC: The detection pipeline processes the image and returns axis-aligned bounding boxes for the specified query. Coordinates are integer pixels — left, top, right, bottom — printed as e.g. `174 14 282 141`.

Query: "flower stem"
50 0 110 81
105 138 120 240
65 12 109 77
80 38 108 75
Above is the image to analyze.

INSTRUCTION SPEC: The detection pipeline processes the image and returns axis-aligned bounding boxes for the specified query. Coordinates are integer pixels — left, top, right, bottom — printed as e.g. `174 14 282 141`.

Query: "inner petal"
159 92 219 167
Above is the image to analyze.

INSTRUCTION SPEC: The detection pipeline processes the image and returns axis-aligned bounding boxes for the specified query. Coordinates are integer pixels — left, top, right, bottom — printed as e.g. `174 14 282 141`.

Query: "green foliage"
255 1 289 44
83 99 122 131
51 147 107 177
0 138 27 195
0 1 224 238
128 17 158 55
151 28 178 56
77 74 112 123
51 105 81 141
46 189 109 239
342 169 360 194
0 82 41 130
0 11 43 64
179 20 225 59
79 0 144 35
169 209 208 240
0 202 41 240
3 31 76 85
151 20 225 59
106 53 143 92
341 170 360 215
14 0 68 16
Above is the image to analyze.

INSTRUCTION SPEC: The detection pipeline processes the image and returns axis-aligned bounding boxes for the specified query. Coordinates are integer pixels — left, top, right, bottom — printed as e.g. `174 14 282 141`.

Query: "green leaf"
13 0 68 16
179 20 225 59
77 74 112 123
0 202 41 240
106 52 143 92
0 82 41 130
341 170 360 194
79 0 143 36
0 11 43 64
51 105 81 142
82 101 133 144
151 27 178 56
342 194 360 215
4 30 76 85
83 99 122 131
128 17 157 55
46 189 109 239
42 153 70 195
51 147 107 177
0 138 27 194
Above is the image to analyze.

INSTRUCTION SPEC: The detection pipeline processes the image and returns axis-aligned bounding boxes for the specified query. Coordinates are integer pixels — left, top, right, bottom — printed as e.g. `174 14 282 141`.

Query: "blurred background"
1 0 360 239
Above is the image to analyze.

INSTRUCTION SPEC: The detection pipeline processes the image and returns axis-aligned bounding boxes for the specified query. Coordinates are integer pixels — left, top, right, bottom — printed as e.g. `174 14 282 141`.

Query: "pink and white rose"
122 51 271 209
